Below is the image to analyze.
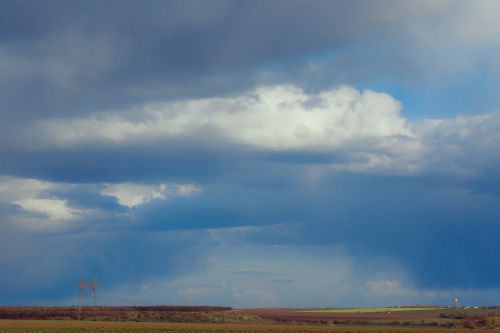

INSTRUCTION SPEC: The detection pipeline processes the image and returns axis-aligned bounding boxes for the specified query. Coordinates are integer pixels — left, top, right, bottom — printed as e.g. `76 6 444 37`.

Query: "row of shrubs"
461 316 500 329
438 312 500 329
0 306 233 322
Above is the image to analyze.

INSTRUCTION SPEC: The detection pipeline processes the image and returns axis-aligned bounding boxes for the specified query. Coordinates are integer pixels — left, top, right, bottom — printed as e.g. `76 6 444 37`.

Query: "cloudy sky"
1 0 500 307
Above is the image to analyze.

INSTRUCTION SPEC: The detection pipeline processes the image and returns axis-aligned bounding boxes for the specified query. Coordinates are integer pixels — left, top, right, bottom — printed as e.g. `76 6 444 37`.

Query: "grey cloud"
2 0 499 128
47 185 127 212
0 0 434 128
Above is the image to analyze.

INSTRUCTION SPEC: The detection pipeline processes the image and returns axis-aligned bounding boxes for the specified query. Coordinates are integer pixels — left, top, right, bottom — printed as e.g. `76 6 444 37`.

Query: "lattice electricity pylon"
78 277 99 307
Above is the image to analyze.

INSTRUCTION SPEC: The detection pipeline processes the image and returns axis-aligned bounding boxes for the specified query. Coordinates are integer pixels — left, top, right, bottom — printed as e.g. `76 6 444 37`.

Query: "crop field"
0 320 495 333
244 307 500 328
0 307 499 332
246 307 447 322
298 308 444 313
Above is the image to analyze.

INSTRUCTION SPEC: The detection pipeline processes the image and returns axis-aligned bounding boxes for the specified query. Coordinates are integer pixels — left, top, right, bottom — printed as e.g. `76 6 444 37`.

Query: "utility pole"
77 277 99 320
89 278 99 307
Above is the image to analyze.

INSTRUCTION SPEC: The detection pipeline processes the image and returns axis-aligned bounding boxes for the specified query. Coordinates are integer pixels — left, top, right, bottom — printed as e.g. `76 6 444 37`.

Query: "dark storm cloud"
0 140 355 185
47 185 126 212
0 142 252 183
1 160 500 302
0 0 402 126
269 173 497 290
132 173 499 290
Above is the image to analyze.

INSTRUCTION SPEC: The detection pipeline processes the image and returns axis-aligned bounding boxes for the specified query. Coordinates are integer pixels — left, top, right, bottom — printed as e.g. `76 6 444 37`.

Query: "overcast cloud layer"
1 0 500 307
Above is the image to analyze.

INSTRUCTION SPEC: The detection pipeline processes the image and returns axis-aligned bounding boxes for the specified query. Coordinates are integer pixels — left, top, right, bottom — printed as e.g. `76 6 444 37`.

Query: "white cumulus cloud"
41 85 416 150
0 176 79 227
102 182 201 208
0 176 203 228
27 84 500 178
38 85 423 172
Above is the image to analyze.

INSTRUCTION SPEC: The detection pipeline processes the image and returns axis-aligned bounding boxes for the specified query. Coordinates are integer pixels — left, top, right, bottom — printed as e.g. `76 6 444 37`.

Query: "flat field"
244 307 500 328
1 307 499 332
299 308 444 313
0 320 493 333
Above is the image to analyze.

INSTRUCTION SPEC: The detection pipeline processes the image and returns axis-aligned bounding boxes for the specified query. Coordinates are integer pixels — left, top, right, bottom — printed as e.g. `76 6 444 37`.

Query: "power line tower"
77 278 99 320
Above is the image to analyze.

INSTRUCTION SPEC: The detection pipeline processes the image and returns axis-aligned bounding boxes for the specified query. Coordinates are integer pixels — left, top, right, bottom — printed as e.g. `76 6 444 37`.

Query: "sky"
1 0 500 307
